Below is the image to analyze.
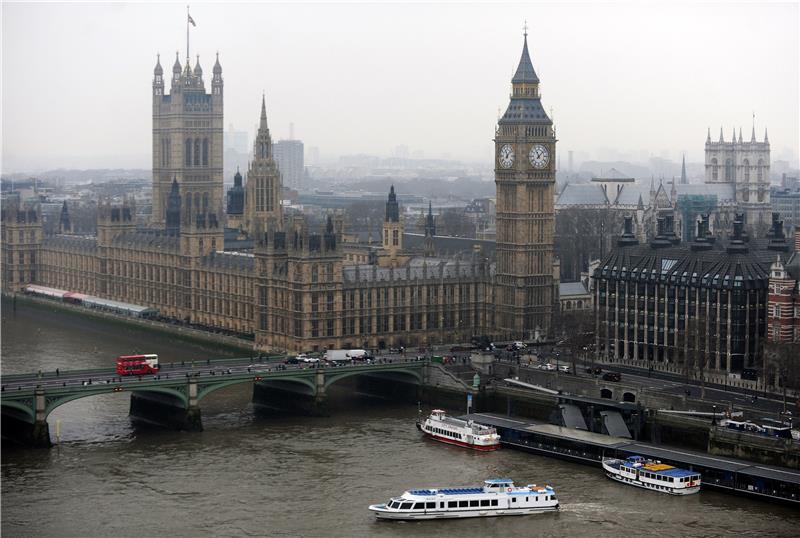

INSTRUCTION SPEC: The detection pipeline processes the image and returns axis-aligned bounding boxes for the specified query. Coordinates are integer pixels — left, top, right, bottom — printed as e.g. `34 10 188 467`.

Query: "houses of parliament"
1 35 558 353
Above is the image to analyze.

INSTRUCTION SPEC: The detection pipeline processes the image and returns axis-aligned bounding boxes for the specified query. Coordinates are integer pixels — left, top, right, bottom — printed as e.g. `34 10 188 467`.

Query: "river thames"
2 299 799 537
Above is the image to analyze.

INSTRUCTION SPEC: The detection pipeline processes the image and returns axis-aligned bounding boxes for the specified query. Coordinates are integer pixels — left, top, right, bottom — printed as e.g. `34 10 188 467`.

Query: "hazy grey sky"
2 2 798 172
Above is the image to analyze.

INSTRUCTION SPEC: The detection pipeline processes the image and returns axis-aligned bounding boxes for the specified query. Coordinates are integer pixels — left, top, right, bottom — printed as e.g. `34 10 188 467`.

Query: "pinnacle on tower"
681 154 687 184
719 127 724 142
173 52 182 74
154 53 163 76
751 125 756 142
194 54 203 77
213 52 222 74
764 127 769 143
706 128 711 144
732 127 737 143
260 93 268 129
738 127 743 143
512 31 539 84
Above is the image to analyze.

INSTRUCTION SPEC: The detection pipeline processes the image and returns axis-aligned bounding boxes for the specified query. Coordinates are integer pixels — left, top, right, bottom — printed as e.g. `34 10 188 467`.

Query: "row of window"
431 427 462 440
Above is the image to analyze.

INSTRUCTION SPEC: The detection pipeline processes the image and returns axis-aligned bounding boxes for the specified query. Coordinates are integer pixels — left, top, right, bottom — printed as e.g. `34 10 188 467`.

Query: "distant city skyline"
2 2 798 173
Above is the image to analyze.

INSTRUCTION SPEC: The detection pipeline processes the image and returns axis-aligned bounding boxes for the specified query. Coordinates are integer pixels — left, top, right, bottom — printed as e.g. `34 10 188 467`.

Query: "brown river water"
2 299 798 537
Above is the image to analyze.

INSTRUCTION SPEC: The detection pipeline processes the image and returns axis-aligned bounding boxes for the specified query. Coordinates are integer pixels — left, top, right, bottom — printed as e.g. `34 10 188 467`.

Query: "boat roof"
622 457 697 478
484 479 514 484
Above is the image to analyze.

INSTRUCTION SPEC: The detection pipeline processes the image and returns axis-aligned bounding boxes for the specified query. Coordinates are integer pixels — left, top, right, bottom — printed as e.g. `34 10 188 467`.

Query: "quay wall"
4 293 253 354
709 427 800 470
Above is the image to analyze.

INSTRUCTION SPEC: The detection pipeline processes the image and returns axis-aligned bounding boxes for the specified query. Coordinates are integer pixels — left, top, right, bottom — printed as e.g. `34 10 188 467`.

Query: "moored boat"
602 455 701 495
368 479 558 520
417 409 500 451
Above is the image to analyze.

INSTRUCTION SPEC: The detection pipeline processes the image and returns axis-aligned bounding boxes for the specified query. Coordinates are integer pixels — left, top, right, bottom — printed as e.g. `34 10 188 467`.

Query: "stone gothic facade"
2 36 557 352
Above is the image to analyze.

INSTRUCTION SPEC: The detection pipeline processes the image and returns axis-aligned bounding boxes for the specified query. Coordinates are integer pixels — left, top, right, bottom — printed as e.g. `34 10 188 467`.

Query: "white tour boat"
369 479 558 520
417 409 500 451
601 455 701 495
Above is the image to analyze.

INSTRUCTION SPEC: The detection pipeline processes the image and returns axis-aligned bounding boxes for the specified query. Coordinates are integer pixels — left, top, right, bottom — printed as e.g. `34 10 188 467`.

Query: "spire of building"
173 51 182 75
512 30 539 84
751 125 756 142
681 154 687 184
260 93 268 130
154 53 163 76
738 127 743 143
733 127 738 143
59 200 71 233
764 127 769 144
385 185 399 223
213 52 222 74
194 54 203 77
719 127 724 143
166 176 182 234
706 128 711 144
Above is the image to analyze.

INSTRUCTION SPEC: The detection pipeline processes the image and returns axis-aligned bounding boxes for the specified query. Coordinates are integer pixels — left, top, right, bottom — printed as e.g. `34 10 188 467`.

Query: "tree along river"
2 298 798 537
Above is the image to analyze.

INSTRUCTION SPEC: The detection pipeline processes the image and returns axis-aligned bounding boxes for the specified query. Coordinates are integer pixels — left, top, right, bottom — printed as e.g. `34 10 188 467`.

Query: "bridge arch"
44 386 188 418
1 400 36 423
196 375 316 401
324 365 423 391
622 391 636 403
600 388 613 399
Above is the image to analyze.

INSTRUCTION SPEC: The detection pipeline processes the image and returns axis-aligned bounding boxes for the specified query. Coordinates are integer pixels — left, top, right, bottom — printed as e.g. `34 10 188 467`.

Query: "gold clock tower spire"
494 30 555 339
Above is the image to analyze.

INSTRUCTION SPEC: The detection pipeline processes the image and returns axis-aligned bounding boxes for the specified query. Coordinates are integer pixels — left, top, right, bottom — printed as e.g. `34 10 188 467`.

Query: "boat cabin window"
426 502 435 509
400 503 412 510
412 503 424 510
512 497 517 503
448 501 457 508
458 501 468 508
439 502 444 508
491 499 498 506
469 500 479 507
481 500 490 507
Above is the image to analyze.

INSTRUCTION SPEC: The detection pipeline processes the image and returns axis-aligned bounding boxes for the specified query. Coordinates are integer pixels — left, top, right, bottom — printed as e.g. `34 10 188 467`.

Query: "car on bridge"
602 372 621 382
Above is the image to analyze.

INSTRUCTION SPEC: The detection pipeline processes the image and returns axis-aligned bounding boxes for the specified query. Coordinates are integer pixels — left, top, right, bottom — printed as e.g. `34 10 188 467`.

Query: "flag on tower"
188 13 196 26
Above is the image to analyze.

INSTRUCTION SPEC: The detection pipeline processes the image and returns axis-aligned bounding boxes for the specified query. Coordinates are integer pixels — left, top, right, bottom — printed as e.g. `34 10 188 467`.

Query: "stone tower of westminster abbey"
494 31 556 338
3 33 560 352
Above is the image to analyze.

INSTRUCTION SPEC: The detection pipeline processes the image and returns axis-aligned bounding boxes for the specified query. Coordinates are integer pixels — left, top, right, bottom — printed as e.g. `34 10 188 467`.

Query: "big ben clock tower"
494 30 556 339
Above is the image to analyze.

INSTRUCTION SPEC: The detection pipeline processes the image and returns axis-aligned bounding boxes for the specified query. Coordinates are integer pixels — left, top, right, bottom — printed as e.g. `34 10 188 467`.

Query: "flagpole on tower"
187 5 190 62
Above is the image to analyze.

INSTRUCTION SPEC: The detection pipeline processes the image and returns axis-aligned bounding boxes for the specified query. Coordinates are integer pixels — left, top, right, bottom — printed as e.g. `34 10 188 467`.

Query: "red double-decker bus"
116 354 160 376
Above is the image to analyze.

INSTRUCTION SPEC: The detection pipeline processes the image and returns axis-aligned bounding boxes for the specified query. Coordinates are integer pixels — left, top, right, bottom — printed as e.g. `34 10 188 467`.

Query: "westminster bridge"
0 357 426 447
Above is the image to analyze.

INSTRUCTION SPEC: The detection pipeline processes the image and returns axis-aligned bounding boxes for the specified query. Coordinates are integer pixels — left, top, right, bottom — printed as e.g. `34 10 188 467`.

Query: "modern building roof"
591 168 635 182
555 183 609 208
559 282 590 297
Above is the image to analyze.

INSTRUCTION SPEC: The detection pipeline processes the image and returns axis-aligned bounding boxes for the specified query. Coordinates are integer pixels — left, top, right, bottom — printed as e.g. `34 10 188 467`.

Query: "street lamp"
712 405 717 426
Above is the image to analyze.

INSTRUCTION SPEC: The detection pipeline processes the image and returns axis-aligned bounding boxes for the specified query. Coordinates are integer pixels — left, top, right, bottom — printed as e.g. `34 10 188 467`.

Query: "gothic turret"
227 167 245 216
59 200 71 233
680 154 687 184
244 95 282 234
166 177 182 234
385 185 399 223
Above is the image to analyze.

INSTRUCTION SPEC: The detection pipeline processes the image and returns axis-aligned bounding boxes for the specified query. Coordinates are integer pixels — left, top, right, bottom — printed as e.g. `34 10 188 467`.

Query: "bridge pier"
1 387 52 448
129 378 203 432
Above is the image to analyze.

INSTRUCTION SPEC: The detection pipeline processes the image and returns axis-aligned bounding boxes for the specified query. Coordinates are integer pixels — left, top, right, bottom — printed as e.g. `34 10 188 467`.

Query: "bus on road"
116 354 160 376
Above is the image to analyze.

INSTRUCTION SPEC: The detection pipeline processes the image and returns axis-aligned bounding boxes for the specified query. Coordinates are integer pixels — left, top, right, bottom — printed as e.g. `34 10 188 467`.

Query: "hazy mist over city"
2 2 798 173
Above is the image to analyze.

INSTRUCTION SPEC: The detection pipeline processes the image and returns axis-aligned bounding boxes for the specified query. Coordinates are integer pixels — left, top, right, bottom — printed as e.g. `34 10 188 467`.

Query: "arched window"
757 159 764 181
711 158 718 181
194 192 201 209
725 159 733 181
392 229 399 246
743 159 750 182
202 139 209 166
202 192 209 210
312 265 318 283
185 138 192 166
194 138 201 166
185 193 191 215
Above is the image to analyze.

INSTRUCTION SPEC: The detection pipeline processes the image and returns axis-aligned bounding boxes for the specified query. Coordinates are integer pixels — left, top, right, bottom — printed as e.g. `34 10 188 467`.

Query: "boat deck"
462 412 800 505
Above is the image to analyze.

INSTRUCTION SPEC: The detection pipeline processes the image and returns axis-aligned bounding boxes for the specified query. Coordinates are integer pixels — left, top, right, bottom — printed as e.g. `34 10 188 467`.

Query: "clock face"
529 144 550 169
498 144 515 169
